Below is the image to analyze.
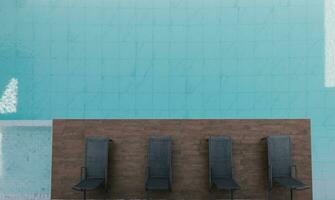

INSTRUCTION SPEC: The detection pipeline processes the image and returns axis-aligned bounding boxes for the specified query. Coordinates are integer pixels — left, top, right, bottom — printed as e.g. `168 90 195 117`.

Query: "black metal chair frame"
72 137 111 200
265 135 309 200
145 136 172 199
208 136 240 200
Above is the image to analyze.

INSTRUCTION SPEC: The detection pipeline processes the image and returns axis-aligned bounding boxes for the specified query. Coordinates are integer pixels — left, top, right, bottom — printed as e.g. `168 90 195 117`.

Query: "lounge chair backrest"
267 135 292 178
148 136 172 178
85 137 109 179
209 136 233 178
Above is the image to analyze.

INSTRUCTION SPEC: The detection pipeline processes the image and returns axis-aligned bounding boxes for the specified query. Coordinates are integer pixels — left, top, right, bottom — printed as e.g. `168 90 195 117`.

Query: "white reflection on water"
0 78 18 114
325 0 335 87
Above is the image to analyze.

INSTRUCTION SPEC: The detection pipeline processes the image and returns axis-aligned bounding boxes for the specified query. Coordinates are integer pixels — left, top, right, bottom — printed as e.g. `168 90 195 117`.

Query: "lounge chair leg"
83 190 86 200
267 189 271 200
167 192 172 200
290 189 293 200
145 191 150 200
210 192 216 200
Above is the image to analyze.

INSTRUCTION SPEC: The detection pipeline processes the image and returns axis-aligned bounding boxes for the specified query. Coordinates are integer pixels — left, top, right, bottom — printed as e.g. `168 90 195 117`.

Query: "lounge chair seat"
73 178 104 191
273 177 308 190
213 178 240 190
146 178 170 190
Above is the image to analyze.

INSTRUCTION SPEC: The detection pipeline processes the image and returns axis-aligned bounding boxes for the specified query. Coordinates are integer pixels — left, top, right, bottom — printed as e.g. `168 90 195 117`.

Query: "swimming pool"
0 0 332 199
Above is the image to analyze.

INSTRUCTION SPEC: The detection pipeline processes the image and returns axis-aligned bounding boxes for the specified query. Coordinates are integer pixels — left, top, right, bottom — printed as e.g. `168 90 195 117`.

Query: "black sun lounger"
72 137 110 200
209 136 240 200
145 136 172 192
266 135 309 200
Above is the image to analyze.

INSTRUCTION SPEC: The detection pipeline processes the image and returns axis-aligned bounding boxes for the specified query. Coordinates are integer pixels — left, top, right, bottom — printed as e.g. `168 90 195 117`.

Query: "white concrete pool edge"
0 194 50 200
0 120 52 127
0 121 53 200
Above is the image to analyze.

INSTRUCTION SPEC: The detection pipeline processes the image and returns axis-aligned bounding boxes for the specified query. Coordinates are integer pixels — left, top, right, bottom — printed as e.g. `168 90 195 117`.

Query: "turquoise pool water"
0 0 332 199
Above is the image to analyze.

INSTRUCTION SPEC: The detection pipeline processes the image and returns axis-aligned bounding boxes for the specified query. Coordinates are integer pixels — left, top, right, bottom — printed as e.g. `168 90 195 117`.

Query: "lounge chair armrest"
168 173 172 191
169 167 173 184
146 166 150 179
209 167 212 179
291 165 297 178
80 167 87 181
209 167 213 191
104 167 108 192
268 165 272 189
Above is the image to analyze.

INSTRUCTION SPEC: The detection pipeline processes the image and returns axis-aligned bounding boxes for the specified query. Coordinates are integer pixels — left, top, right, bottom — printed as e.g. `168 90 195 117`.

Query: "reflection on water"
0 78 18 114
325 0 335 87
